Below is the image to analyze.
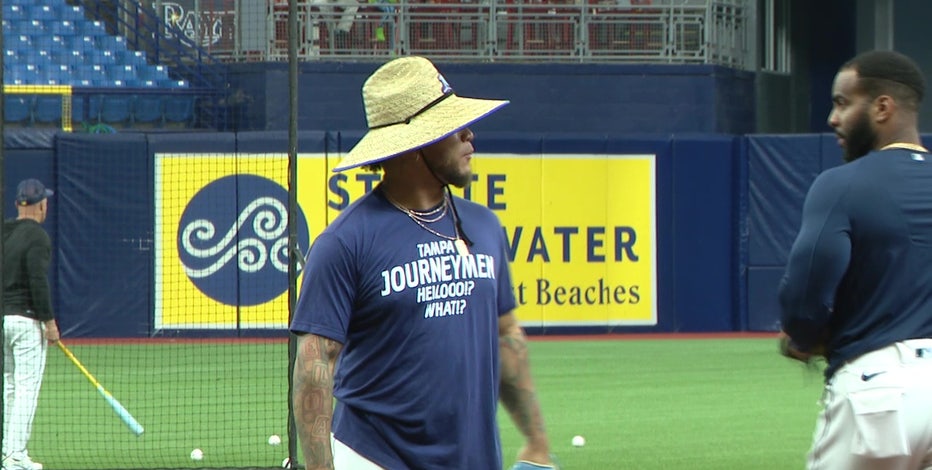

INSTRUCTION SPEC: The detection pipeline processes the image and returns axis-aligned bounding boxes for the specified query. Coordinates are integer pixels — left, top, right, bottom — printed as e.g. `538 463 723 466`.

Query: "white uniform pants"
2 315 47 458
332 434 384 469
808 339 932 470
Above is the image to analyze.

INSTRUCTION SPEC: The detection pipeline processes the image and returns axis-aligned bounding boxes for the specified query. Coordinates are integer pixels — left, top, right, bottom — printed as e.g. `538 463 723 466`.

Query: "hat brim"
334 95 509 172
17 189 54 206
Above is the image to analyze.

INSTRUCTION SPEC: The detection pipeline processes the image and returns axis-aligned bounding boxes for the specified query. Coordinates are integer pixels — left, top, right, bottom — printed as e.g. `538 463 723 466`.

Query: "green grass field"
29 337 825 469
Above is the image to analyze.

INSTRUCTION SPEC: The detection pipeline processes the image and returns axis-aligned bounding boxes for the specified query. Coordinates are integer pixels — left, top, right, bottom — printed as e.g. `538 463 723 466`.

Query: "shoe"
2 453 43 470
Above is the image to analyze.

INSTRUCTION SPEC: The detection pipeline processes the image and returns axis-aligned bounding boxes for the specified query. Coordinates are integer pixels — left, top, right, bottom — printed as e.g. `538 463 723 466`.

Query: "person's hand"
512 444 558 469
44 319 60 343
778 330 823 363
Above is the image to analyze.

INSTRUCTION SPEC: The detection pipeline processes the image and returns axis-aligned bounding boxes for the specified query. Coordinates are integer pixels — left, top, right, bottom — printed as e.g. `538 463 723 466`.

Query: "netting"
2 145 297 469
2 2 299 468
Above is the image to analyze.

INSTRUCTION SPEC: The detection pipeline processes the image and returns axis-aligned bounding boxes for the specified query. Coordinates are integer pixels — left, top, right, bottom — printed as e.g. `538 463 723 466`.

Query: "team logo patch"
177 174 310 306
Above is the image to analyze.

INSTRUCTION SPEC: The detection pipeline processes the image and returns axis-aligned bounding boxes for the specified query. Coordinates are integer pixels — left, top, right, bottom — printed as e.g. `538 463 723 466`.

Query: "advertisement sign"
154 153 655 329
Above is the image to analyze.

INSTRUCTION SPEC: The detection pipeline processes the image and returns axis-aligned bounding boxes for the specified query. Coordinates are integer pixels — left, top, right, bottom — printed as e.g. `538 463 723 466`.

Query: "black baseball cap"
16 178 54 206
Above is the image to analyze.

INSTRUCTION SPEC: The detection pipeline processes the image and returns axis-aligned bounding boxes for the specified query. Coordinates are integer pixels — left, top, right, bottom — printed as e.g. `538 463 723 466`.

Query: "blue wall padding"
5 130 881 337
54 133 151 337
747 266 785 331
230 62 756 135
747 134 822 266
669 135 739 331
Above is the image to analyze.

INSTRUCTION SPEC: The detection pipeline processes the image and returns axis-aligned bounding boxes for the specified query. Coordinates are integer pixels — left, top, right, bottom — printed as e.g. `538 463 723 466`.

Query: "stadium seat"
4 95 33 125
96 35 128 52
117 50 148 66
77 20 107 36
6 34 32 53
99 95 133 126
75 64 109 86
65 35 97 54
72 95 102 123
107 64 137 82
48 20 77 36
163 95 195 125
138 65 170 82
33 95 63 126
2 5 27 22
133 95 164 126
60 5 85 21
28 5 57 21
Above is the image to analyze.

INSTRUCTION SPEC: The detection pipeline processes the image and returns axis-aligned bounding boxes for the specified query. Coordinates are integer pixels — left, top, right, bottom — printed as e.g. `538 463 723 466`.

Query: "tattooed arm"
499 312 553 465
293 333 343 470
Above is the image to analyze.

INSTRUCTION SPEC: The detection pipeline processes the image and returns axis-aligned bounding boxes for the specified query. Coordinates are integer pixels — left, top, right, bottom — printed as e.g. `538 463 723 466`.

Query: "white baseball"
190 448 204 460
268 434 282 446
572 435 586 447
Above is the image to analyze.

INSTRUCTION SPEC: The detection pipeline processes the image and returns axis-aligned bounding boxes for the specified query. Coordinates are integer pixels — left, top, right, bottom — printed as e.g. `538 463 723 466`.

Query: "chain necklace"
384 191 448 223
880 142 929 152
382 189 469 256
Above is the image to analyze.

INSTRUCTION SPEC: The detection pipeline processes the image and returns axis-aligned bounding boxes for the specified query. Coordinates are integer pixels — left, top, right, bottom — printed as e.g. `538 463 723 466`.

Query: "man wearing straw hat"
291 56 558 469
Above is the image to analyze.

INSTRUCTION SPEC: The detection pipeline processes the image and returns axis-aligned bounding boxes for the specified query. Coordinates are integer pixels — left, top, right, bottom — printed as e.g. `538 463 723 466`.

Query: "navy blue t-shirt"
780 147 932 379
291 188 516 469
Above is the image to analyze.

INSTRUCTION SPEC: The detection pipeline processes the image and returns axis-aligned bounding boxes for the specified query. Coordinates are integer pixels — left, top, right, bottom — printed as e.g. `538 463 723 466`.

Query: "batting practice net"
2 145 297 470
0 0 308 468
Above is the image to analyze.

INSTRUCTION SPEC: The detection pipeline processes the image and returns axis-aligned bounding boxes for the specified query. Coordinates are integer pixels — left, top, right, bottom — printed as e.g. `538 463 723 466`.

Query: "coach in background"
779 50 932 469
2 179 56 470
290 56 557 469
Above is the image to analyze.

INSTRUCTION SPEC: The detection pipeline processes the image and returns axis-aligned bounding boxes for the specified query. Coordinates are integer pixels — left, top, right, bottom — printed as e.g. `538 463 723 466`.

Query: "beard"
421 151 472 188
843 111 876 163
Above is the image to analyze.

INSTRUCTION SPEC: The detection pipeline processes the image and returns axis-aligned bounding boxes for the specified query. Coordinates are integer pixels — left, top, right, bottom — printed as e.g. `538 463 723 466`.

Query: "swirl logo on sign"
178 174 310 306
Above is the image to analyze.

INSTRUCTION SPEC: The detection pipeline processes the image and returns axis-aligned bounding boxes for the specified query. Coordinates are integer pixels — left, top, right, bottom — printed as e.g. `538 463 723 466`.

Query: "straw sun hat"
334 56 510 172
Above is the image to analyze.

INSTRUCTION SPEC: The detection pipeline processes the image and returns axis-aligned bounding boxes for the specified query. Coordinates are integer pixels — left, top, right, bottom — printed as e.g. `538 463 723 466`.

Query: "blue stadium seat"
75 64 109 86
93 49 118 65
117 50 148 66
48 20 76 36
96 35 127 52
15 20 45 38
6 34 32 53
33 96 63 125
133 95 164 126
60 5 85 21
29 5 57 21
65 35 97 53
52 49 85 68
33 34 64 52
72 95 102 123
163 96 195 124
161 79 190 88
138 65 170 82
125 79 158 88
3 5 27 22
107 64 137 82
99 95 133 125
4 96 33 125
77 20 106 36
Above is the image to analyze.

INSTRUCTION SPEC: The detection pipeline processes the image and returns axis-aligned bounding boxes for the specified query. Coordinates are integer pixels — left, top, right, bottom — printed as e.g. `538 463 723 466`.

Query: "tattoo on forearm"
499 328 547 439
294 335 341 470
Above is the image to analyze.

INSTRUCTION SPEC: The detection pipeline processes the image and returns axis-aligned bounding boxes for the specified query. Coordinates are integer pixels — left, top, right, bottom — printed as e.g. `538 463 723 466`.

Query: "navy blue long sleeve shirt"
779 147 932 379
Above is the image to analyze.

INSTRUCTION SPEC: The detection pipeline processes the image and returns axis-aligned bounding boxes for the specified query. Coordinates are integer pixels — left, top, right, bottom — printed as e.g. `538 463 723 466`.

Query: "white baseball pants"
2 315 47 458
808 339 932 470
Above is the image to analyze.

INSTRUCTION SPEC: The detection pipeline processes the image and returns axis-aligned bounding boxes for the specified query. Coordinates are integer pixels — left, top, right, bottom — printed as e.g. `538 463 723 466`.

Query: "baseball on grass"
572 435 586 447
190 448 204 460
268 434 282 446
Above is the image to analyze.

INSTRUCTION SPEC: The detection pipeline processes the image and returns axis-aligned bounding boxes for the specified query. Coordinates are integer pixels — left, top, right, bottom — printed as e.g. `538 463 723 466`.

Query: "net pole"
286 0 300 467
0 2 6 446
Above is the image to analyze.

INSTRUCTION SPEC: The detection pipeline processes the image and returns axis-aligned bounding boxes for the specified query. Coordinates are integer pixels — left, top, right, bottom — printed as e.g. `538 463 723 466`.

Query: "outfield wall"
3 130 862 338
